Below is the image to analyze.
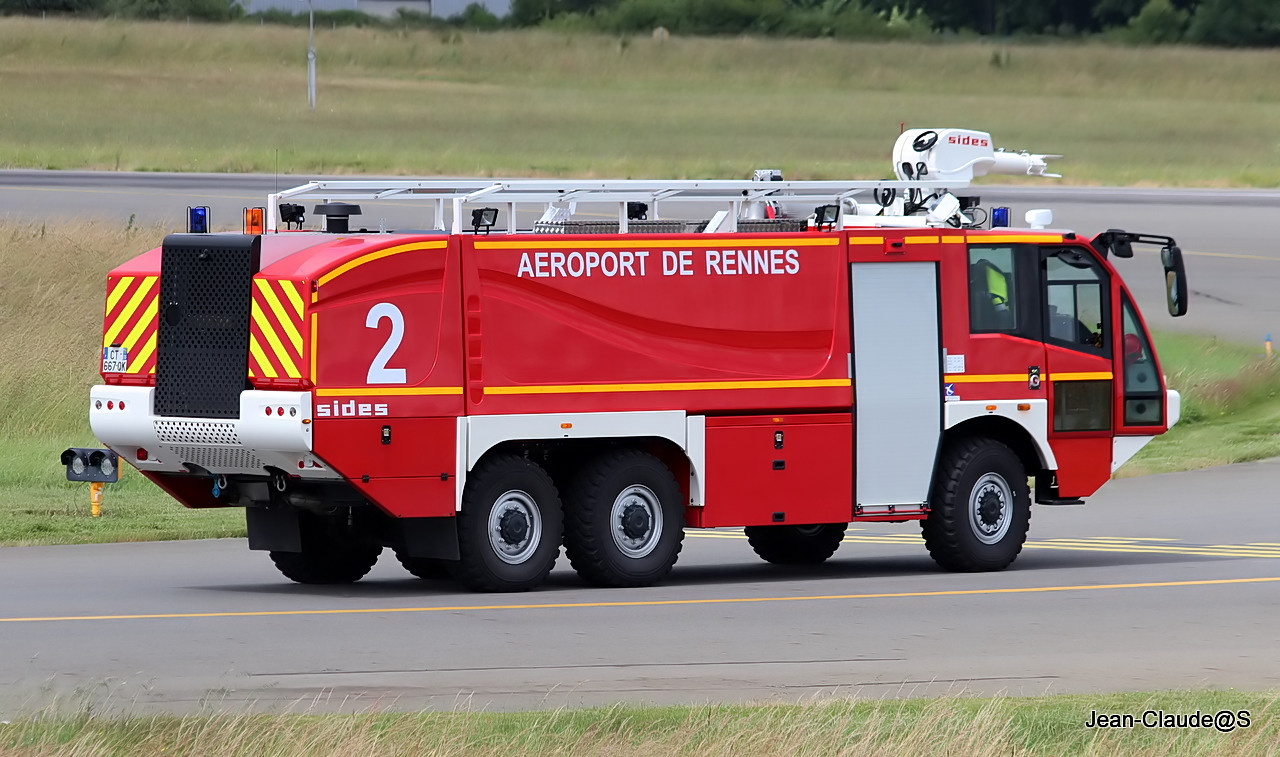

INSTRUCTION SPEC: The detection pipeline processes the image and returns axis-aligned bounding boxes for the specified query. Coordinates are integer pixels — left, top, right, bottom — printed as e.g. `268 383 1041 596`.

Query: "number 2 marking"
365 302 406 384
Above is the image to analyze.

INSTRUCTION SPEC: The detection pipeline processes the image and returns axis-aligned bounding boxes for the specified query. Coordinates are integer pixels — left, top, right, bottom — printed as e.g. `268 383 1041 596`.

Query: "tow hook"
272 472 289 493
212 474 229 498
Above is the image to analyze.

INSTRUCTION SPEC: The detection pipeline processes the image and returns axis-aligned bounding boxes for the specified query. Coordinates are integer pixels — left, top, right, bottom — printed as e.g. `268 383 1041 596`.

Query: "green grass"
0 219 1277 545
1 692 1276 756
2 19 1280 183
1121 332 1280 475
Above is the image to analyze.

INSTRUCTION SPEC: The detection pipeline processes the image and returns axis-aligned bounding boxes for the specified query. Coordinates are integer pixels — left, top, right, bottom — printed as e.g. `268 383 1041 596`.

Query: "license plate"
103 346 129 373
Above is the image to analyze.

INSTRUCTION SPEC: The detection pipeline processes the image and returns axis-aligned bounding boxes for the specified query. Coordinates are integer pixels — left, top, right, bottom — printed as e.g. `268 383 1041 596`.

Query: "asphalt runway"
1 172 1277 716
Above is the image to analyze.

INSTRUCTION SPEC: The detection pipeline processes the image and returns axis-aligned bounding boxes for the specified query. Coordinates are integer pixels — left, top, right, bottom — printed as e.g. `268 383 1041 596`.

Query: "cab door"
1040 246 1114 498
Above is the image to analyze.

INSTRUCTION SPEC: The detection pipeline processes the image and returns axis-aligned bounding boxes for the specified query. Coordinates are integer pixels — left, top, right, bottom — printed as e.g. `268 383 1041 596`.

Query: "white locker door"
850 261 942 507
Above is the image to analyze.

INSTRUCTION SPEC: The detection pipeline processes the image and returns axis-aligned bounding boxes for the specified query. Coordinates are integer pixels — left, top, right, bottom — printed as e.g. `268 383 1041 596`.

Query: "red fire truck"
84 129 1188 592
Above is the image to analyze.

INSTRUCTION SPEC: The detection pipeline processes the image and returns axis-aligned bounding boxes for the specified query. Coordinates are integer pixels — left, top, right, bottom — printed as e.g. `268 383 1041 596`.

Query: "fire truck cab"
87 128 1188 592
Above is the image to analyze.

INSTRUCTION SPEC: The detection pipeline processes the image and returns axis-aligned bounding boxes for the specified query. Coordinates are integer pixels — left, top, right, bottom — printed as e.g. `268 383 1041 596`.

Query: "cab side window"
1121 294 1163 425
968 246 1019 333
1044 248 1108 356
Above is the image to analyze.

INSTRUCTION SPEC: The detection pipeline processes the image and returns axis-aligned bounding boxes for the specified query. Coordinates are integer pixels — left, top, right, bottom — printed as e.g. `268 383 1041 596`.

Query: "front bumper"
89 385 338 478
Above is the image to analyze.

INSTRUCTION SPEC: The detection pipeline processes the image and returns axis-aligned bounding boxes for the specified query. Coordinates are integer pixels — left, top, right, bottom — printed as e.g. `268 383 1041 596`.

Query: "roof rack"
265 128 1059 234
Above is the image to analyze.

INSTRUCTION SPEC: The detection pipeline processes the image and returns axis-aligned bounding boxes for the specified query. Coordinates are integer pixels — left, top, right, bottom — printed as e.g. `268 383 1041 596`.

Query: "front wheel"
922 438 1030 572
452 454 564 592
744 523 847 565
564 450 684 588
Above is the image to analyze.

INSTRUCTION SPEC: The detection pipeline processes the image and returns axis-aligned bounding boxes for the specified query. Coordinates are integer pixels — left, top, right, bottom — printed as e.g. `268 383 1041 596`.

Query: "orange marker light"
243 206 265 234
560 423 573 429
985 404 998 412
1017 403 1031 411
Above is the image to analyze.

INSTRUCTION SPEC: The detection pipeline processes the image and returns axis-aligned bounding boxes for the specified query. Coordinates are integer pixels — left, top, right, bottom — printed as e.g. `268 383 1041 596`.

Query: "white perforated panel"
154 420 241 445
165 445 264 471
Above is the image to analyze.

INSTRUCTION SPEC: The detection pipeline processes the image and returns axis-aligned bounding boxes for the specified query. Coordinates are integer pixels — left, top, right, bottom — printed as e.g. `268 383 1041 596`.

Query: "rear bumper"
90 385 338 478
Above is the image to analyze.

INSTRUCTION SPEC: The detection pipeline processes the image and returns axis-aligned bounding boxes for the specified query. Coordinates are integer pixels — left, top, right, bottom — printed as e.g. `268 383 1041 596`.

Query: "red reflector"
266 406 273 415
107 401 114 410
137 448 148 461
119 401 125 411
298 461 305 469
277 407 284 416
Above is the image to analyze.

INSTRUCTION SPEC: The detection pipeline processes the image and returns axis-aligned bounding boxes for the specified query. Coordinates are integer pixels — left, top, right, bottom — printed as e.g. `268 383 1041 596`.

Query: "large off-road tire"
744 523 847 565
922 438 1031 572
564 450 684 588
269 511 383 584
393 549 453 580
452 454 564 592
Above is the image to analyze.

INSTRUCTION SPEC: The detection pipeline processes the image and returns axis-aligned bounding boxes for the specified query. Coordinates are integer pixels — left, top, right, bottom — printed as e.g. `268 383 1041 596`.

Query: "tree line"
2 0 1276 46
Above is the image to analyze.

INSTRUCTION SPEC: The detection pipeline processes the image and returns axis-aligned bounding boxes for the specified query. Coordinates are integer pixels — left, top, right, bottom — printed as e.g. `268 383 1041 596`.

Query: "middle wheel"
564 450 685 588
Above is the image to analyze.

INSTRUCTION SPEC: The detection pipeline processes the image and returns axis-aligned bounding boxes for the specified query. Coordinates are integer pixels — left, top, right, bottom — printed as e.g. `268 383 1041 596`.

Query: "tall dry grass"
2 694 1277 756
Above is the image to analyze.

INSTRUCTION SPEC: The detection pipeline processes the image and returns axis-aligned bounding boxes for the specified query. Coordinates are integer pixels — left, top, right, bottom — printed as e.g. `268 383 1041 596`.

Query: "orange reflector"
1017 403 1031 411
985 404 998 411
302 418 312 425
243 206 265 234
772 417 783 423
560 422 573 429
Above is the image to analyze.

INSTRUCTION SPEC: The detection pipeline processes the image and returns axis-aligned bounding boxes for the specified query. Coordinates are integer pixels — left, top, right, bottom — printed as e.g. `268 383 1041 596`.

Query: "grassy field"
1 220 1278 545
1 18 1280 184
2 692 1277 756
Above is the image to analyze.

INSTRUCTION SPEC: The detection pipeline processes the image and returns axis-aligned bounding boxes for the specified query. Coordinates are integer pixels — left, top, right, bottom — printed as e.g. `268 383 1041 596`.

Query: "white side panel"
944 400 1058 470
685 415 705 507
455 416 468 511
465 410 688 472
1112 436 1154 473
851 262 941 508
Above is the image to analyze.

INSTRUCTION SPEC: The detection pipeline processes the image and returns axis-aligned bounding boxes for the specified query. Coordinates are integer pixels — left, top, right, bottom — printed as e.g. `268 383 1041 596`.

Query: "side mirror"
1162 245 1188 317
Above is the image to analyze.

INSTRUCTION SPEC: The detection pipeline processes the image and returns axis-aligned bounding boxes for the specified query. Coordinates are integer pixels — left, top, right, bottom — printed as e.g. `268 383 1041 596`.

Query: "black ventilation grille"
155 234 260 419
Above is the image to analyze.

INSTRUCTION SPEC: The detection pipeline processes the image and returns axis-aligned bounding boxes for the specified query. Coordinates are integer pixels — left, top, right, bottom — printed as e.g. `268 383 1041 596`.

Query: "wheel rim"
488 489 542 565
611 484 663 558
968 472 1012 545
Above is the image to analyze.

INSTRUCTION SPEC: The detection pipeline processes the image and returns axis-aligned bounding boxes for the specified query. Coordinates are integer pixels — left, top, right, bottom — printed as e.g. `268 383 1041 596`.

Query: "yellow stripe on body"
119 296 157 349
129 332 157 373
485 378 851 396
316 386 464 397
846 237 884 245
903 236 940 244
309 314 318 384
945 374 1027 384
474 237 841 250
255 280 303 353
278 280 306 318
250 304 300 378
105 276 133 316
317 241 448 287
967 234 1063 244
103 276 156 347
945 372 1114 384
248 335 279 379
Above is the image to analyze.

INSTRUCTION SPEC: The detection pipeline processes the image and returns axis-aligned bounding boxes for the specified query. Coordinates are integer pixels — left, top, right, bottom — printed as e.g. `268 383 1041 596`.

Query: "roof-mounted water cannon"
893 128 1062 183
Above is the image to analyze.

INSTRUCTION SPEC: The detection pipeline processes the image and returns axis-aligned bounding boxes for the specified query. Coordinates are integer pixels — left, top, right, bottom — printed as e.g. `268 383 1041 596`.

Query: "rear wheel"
922 438 1030 572
564 450 684 588
452 454 563 592
744 523 847 565
393 549 452 580
269 510 382 584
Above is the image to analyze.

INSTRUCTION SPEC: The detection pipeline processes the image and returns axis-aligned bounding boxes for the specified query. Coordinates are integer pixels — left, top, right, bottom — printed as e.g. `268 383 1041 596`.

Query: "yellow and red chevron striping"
249 278 306 381
102 275 158 374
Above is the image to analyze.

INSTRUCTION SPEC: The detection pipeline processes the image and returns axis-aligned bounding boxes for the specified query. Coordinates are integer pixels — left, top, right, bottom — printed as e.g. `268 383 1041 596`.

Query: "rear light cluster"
94 399 127 411
264 406 299 417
